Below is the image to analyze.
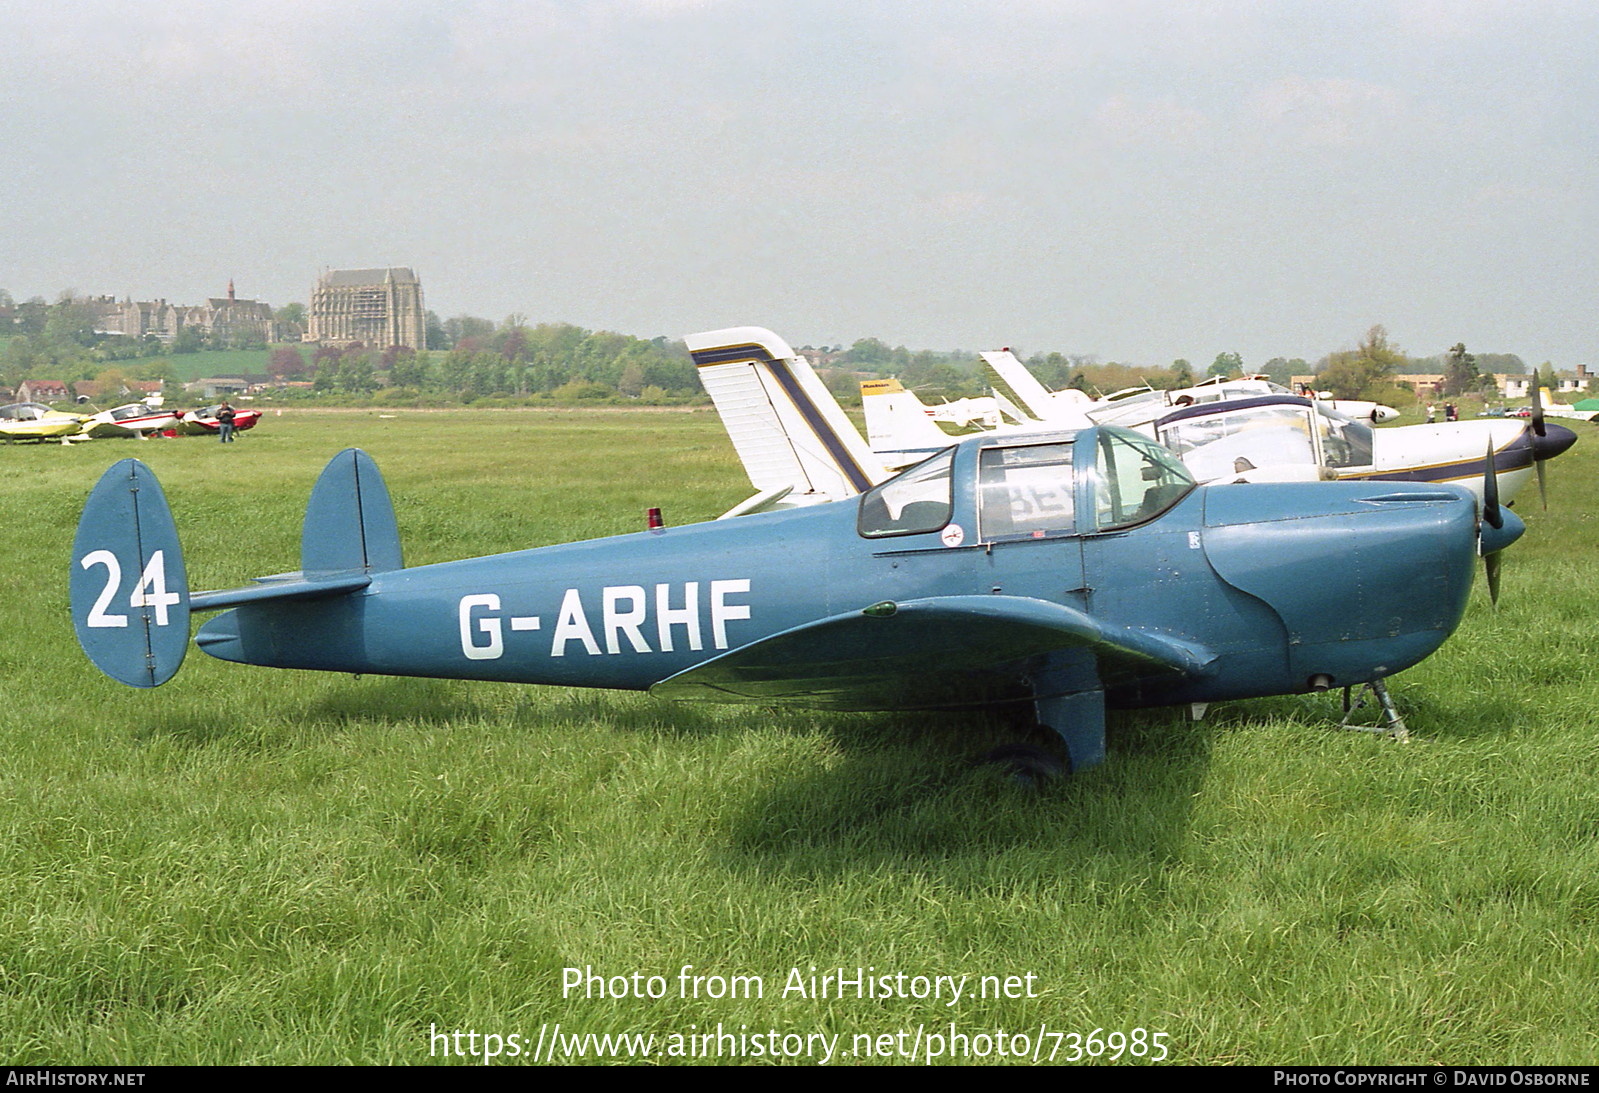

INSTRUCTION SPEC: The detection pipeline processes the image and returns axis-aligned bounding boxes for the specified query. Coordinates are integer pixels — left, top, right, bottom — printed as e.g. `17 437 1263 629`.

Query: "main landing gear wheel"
979 743 1068 787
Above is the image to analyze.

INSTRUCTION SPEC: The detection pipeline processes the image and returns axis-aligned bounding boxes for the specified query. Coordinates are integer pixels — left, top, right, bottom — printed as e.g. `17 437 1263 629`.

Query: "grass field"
2 408 1596 1066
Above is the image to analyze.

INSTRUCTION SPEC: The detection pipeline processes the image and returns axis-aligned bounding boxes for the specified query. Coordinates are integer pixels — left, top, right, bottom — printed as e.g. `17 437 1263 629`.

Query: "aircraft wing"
650 594 1215 710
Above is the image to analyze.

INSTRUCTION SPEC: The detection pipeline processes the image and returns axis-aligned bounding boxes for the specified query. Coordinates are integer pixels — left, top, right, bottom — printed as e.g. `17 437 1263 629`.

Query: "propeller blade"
1482 442 1503 530
1537 457 1548 511
1530 381 1546 438
1485 550 1502 606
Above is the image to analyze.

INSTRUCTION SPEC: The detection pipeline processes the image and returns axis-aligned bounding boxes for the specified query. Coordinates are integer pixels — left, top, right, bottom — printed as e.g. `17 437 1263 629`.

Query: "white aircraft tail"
860 377 964 468
687 327 890 512
979 350 1093 426
980 349 1055 420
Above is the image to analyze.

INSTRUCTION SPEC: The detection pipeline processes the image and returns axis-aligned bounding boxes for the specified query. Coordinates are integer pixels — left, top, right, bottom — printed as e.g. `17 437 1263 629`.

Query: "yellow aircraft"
0 402 88 442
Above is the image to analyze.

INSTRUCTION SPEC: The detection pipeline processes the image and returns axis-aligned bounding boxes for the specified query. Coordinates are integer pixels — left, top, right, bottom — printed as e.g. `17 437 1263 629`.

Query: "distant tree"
617 361 646 397
275 302 306 326
820 369 861 406
91 367 133 400
1317 325 1409 400
1027 352 1073 389
843 338 893 367
902 361 972 400
270 347 308 379
15 297 48 335
1207 351 1243 379
139 359 178 387
334 351 376 394
171 325 205 354
1475 352 1526 376
1261 357 1300 386
1439 342 1480 398
444 314 495 346
388 349 430 389
46 297 102 347
498 318 530 363
311 342 344 376
425 311 449 350
1171 359 1193 387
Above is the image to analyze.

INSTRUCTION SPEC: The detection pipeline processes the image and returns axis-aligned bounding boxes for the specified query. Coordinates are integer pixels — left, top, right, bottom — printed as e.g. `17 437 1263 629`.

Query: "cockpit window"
1095 427 1195 531
1158 403 1319 481
1313 404 1374 468
978 442 1075 540
857 447 955 538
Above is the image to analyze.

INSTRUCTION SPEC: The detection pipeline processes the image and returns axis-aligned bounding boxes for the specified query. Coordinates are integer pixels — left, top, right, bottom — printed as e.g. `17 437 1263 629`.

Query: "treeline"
267 321 702 403
0 291 293 375
2 290 1550 409
833 327 1540 409
0 292 173 382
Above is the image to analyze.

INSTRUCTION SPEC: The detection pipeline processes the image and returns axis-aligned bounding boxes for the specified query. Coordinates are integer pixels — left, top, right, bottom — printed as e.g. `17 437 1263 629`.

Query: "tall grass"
1 408 1596 1064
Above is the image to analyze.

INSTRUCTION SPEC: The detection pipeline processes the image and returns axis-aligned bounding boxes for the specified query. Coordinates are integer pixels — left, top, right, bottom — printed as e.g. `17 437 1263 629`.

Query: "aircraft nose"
1480 506 1526 557
1531 423 1578 463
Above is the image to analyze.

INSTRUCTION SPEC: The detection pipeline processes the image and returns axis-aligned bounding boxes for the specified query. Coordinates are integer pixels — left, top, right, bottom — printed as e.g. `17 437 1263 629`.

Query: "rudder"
71 459 190 687
301 448 403 577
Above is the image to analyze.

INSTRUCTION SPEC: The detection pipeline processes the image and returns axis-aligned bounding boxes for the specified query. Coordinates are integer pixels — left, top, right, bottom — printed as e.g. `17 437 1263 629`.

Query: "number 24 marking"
81 549 182 628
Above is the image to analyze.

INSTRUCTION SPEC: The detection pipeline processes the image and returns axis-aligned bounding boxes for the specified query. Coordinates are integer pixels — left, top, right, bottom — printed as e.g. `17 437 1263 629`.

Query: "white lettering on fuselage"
457 581 753 661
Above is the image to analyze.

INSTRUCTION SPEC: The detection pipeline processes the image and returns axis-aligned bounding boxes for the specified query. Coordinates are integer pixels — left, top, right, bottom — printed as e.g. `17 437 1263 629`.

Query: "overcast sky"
2 0 1594 368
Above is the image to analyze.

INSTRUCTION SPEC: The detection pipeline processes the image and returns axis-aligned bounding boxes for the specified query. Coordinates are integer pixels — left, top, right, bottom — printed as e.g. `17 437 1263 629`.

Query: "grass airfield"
2 407 1597 1066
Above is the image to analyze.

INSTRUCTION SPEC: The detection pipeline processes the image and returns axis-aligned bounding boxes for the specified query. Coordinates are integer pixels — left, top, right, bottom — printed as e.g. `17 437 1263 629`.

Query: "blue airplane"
69 329 1524 774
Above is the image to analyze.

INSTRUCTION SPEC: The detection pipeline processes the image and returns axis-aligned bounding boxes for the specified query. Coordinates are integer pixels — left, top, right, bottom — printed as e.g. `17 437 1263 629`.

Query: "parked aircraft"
862 377 1040 467
980 347 1401 429
0 402 88 442
179 405 261 436
74 327 1523 775
861 368 1574 508
1528 387 1598 424
80 402 181 439
1152 394 1576 506
687 327 891 516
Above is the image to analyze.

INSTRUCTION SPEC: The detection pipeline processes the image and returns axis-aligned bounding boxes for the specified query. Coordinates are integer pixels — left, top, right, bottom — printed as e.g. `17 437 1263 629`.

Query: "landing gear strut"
1340 679 1409 740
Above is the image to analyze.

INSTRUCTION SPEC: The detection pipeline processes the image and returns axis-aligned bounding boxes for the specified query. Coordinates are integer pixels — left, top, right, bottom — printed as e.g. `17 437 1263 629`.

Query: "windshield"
1088 388 1169 428
857 447 955 538
1313 403 1374 468
1159 403 1319 481
1095 427 1196 531
0 403 52 421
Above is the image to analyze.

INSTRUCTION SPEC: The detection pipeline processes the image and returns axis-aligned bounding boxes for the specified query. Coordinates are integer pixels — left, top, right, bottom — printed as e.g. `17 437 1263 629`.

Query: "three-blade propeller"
1530 382 1549 510
1480 442 1504 605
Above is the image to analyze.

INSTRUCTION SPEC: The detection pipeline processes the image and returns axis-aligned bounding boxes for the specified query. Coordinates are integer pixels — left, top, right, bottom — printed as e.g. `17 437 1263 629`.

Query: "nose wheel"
1339 679 1409 740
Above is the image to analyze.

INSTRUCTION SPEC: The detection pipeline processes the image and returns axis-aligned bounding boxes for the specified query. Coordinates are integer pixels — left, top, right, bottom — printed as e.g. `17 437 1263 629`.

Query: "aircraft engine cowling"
1199 482 1487 689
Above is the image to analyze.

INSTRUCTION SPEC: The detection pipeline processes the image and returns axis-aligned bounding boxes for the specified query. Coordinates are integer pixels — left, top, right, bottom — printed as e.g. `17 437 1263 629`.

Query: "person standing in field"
217 401 237 443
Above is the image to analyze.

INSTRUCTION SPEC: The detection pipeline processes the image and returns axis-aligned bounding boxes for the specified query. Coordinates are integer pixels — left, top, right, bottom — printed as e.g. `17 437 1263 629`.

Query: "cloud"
1246 76 1410 148
1091 95 1212 149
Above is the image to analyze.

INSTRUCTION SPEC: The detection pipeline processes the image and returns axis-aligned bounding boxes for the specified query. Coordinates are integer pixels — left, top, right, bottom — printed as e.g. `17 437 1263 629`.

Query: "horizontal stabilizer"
717 485 794 520
302 448 403 576
650 594 1214 710
190 573 372 612
71 459 190 687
